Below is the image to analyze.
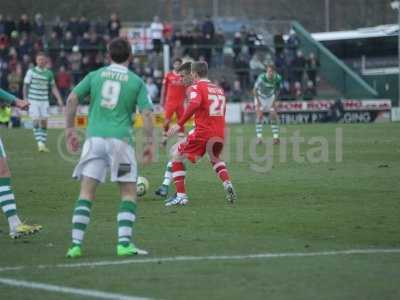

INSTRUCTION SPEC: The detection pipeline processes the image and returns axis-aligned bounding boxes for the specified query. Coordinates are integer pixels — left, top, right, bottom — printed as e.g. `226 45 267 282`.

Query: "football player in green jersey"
253 64 282 145
0 88 42 239
23 52 64 152
64 38 154 258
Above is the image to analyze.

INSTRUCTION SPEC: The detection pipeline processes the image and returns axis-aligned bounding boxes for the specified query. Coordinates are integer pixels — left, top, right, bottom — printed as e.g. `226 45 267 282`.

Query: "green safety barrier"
292 21 378 99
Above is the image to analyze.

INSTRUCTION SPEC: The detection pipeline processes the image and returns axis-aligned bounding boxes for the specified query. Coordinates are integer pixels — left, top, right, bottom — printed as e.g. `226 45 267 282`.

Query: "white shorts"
29 100 49 119
254 95 275 111
73 137 138 183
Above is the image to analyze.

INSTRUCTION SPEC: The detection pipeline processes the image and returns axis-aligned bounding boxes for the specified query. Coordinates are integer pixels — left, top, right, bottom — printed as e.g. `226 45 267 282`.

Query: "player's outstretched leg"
155 161 172 198
211 160 236 203
165 160 188 206
1 178 42 239
0 155 42 239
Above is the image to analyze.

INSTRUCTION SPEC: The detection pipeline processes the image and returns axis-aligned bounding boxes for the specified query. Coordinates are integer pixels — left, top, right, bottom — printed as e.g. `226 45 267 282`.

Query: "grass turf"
0 123 399 300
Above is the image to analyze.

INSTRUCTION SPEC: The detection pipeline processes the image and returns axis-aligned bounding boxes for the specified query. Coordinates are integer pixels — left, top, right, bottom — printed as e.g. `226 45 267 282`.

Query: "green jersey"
254 73 282 99
73 63 153 143
0 88 16 104
24 67 55 102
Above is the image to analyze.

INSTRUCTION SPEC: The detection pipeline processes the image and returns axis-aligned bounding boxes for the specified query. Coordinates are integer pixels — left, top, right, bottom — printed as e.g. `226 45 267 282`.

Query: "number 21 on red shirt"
209 94 226 116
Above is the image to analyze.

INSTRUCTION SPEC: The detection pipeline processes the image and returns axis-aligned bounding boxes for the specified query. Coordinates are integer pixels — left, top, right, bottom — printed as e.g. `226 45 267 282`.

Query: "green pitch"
0 123 399 300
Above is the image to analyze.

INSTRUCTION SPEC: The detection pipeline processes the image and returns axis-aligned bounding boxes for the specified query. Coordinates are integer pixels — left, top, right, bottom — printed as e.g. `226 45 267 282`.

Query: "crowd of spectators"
0 13 123 103
0 13 320 105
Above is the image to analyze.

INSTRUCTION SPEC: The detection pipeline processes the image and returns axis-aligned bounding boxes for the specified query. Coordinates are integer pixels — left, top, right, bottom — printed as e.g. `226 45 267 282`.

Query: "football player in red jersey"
160 58 187 147
154 61 192 198
164 61 236 206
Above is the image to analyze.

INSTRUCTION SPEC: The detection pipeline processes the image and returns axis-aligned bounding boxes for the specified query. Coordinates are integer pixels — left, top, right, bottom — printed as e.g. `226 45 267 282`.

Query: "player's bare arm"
22 84 28 101
52 85 64 109
65 92 80 152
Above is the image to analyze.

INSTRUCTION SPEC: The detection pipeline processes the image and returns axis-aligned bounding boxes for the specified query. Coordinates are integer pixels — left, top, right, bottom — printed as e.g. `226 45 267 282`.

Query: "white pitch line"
0 277 153 300
1 248 400 273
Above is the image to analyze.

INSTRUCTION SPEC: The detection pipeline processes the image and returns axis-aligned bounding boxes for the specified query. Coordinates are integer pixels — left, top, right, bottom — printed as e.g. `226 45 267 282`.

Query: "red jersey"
162 71 186 106
178 79 226 139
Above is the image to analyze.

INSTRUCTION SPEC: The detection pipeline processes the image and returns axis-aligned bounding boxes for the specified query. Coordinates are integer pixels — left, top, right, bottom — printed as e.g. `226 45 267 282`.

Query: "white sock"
9 215 22 232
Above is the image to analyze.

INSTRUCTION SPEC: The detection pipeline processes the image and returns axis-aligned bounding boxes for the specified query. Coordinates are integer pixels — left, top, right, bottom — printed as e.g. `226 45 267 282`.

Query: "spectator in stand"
0 15 5 35
18 34 32 58
218 76 231 95
79 32 91 55
274 33 285 56
303 80 316 100
93 52 104 70
249 53 265 84
306 52 319 87
150 16 164 54
8 47 18 72
201 16 215 40
172 39 185 62
68 45 82 83
0 56 8 88
146 77 159 103
108 13 121 38
232 32 242 61
200 32 212 65
245 29 258 56
7 64 22 96
286 28 299 63
153 68 163 91
291 81 303 100
163 22 173 45
33 14 45 38
4 15 16 38
55 50 69 69
0 34 8 57
131 56 144 76
274 51 286 78
21 54 33 74
230 79 246 103
52 16 64 39
279 80 292 101
94 16 106 35
67 17 80 39
213 28 225 67
62 31 75 52
292 50 306 84
81 54 92 74
9 30 19 48
56 65 72 100
47 31 61 61
18 14 31 35
234 53 250 89
78 16 90 37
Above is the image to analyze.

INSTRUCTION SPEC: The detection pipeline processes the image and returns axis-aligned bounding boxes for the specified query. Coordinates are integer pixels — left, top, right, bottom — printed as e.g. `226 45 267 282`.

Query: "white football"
137 176 149 197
